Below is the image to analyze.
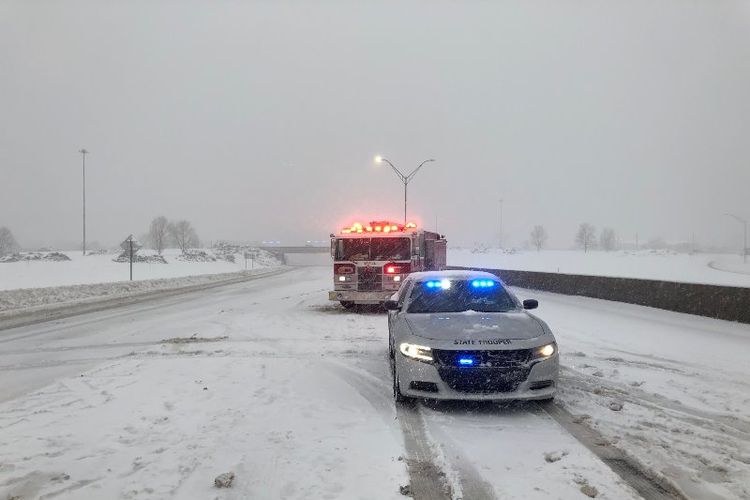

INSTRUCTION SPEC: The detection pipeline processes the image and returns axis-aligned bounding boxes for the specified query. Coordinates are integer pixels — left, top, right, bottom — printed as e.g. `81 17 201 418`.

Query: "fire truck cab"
329 220 447 307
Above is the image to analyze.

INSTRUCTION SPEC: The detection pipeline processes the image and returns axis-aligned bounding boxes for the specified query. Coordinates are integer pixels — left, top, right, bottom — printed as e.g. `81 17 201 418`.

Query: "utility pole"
79 149 89 255
498 198 504 249
724 213 748 264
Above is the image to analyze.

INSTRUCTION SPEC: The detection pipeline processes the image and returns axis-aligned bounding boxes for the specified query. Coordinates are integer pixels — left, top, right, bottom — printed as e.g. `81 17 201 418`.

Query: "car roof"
408 270 503 282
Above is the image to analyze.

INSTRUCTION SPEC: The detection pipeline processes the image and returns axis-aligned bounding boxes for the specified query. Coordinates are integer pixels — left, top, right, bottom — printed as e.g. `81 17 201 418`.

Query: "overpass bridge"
259 246 330 266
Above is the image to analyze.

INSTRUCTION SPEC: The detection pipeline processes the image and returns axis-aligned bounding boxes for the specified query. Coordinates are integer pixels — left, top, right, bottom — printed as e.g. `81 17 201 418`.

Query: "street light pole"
498 198 504 249
375 156 435 225
724 213 748 264
79 149 89 256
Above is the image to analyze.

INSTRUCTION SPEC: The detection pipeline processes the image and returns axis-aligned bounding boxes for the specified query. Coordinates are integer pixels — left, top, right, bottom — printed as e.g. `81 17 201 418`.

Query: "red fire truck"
329 220 447 307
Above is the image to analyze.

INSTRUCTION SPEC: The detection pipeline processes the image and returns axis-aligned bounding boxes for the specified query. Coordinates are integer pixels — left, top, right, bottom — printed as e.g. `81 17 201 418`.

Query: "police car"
386 270 558 402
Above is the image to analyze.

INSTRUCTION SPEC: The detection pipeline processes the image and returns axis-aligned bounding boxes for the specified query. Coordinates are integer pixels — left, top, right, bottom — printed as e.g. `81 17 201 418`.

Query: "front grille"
433 349 532 368
436 367 530 393
357 266 382 291
433 349 533 393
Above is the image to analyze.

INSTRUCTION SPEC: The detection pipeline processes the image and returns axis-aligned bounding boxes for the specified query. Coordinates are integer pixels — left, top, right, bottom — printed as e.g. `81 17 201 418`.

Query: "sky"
1 0 749 250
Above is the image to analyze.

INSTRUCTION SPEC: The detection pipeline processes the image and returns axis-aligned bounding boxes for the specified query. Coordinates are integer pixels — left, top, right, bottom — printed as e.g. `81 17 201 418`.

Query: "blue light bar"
424 280 451 290
458 358 474 365
471 280 497 288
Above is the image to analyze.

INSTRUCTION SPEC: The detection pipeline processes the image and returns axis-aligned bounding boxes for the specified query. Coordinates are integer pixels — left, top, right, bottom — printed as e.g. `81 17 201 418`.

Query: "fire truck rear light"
338 276 346 282
394 276 401 282
386 266 396 273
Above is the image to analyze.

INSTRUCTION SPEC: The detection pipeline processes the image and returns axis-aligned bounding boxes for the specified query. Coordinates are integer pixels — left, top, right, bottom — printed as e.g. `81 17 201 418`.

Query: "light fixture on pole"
375 156 435 225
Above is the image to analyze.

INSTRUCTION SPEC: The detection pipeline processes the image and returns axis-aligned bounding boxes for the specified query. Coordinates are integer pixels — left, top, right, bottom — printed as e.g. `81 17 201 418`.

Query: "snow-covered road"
1 267 748 499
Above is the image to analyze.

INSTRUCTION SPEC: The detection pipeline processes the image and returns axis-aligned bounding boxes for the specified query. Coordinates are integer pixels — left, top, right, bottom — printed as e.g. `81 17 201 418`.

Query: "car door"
388 278 413 353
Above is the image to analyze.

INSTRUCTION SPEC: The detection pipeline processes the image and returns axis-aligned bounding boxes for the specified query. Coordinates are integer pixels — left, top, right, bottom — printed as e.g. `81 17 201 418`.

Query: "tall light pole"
79 149 89 256
498 198 504 249
375 156 435 225
724 213 748 264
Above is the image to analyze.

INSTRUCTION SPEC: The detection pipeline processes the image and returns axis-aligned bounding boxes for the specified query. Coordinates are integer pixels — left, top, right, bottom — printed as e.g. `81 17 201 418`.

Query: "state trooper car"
386 270 558 402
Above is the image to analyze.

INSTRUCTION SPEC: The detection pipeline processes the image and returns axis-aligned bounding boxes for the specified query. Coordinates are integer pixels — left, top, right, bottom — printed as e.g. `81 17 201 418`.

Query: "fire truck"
329 220 447 307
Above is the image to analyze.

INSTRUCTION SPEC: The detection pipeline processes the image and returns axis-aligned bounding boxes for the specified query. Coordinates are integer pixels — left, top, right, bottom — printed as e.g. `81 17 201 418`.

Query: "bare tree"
0 227 20 256
575 223 597 253
169 220 200 254
148 216 170 255
600 227 617 252
529 225 548 251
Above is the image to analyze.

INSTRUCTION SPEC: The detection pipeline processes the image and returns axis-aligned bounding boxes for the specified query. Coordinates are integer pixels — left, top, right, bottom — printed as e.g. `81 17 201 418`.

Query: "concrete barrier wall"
448 266 750 324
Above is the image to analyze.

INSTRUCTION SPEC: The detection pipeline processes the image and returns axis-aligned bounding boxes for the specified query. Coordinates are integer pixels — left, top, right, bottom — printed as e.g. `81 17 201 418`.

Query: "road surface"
1 267 748 499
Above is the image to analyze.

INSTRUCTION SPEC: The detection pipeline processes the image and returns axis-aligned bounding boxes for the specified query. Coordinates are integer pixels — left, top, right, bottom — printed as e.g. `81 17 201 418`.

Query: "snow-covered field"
449 248 750 288
1 267 749 499
0 249 278 291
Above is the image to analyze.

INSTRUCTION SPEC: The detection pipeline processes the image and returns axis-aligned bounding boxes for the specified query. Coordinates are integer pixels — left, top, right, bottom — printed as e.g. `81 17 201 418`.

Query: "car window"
396 278 412 307
407 280 518 314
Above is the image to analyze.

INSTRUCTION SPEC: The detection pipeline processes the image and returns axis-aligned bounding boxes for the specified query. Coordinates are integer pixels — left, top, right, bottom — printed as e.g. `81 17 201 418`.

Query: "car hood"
404 310 545 341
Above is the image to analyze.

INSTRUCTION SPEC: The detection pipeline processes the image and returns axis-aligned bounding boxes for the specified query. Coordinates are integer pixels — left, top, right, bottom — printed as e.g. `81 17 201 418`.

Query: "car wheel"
392 361 413 404
340 301 355 309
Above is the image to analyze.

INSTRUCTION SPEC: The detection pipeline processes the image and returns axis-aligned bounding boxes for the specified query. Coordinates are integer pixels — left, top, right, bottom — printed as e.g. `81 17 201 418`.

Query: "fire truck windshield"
335 237 410 261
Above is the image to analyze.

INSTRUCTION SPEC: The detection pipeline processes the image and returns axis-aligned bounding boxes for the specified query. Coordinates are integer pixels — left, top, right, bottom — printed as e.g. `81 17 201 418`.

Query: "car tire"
340 301 355 309
392 362 413 404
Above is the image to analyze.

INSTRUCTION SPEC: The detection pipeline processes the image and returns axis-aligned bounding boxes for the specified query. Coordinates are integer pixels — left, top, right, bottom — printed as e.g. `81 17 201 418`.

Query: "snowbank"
0 248 279 291
449 248 750 287
0 268 285 314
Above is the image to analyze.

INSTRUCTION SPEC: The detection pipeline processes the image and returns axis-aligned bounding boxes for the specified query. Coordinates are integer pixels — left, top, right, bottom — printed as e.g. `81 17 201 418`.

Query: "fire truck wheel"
340 301 355 309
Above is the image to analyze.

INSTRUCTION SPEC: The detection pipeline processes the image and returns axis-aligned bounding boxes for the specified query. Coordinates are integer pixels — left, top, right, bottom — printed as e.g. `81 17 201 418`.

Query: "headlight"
533 342 556 359
399 343 433 362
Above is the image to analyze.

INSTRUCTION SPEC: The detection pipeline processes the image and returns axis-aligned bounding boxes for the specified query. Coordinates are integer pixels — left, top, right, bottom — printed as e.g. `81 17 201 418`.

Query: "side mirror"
383 300 401 311
523 299 539 310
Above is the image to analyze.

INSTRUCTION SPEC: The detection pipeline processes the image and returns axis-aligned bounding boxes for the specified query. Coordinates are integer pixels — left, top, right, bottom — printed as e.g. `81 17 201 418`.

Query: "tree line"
0 227 20 257
146 216 200 255
527 223 618 252
0 219 201 257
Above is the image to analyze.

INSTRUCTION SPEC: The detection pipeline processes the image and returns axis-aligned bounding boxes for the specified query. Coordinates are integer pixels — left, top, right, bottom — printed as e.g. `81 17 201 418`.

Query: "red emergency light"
341 220 417 234
384 263 410 273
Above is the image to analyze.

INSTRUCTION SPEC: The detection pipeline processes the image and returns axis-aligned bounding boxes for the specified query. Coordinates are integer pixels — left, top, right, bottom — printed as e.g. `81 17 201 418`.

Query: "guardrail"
448 266 750 324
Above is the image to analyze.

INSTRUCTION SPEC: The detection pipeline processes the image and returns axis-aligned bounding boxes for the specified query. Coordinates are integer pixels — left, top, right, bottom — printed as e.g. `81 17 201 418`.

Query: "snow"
0 248 279 291
514 287 750 499
449 248 750 287
1 267 749 498
0 268 282 313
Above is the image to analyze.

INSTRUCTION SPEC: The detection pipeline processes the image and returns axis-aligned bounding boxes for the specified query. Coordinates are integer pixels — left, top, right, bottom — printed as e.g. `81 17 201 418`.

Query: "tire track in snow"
539 402 687 500
322 361 453 499
396 402 454 500
417 406 497 500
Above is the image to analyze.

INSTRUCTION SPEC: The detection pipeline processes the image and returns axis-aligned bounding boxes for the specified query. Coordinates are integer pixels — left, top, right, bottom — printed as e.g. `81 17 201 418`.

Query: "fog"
2 0 749 250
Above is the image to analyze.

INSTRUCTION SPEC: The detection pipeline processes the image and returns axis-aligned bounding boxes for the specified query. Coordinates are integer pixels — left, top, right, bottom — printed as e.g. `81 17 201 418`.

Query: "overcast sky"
2 0 749 250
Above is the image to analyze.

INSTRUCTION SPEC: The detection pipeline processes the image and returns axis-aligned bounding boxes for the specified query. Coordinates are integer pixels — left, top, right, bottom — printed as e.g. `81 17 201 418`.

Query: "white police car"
386 270 558 402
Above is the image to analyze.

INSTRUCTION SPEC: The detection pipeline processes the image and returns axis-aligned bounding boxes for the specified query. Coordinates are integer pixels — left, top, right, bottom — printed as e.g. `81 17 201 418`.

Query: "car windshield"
335 237 410 261
407 280 518 313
